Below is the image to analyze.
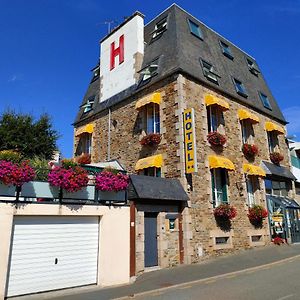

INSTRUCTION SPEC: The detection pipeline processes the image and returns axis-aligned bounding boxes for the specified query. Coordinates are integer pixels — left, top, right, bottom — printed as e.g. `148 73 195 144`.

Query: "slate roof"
74 4 286 125
262 161 296 180
128 175 189 201
267 195 300 209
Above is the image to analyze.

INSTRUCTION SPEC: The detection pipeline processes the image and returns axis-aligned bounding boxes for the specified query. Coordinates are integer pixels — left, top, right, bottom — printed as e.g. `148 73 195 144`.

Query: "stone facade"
74 73 291 270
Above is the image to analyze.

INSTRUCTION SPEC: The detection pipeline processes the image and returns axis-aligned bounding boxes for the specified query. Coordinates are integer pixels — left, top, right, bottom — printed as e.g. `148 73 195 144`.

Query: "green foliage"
61 159 78 169
0 111 59 160
29 156 49 181
0 150 22 163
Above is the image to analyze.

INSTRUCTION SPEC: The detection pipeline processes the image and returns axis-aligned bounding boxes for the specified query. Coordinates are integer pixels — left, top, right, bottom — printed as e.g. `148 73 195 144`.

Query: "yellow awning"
243 164 266 177
205 94 229 111
265 122 285 135
135 154 163 171
75 124 94 136
208 155 235 171
135 92 161 109
238 109 260 123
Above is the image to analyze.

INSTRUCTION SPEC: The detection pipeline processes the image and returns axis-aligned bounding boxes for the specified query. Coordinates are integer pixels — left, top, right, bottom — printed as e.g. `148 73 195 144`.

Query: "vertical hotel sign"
183 108 197 173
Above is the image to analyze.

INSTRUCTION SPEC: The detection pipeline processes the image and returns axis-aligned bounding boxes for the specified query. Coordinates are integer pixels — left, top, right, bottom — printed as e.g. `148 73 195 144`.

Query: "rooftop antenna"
97 20 118 33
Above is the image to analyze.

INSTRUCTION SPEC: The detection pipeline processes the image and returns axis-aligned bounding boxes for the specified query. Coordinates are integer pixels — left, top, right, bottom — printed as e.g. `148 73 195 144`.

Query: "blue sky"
1 0 300 158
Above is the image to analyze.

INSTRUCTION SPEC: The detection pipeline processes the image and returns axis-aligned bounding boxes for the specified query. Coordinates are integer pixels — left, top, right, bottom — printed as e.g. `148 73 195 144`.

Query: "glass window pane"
147 105 154 133
189 20 203 39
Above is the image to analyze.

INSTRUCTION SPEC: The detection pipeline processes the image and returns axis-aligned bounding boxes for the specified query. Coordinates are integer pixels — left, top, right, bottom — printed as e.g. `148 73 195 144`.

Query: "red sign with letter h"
110 35 124 70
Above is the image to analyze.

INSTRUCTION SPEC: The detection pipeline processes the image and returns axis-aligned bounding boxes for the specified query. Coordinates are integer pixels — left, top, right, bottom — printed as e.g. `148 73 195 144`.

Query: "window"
233 78 248 97
265 179 290 197
140 167 161 177
76 133 92 155
82 97 95 114
241 120 254 144
259 92 272 110
152 17 168 39
267 131 278 153
201 60 219 84
141 103 160 134
188 19 203 39
215 237 229 244
139 58 159 83
246 58 260 76
211 168 228 207
207 106 224 133
220 41 234 59
246 176 258 207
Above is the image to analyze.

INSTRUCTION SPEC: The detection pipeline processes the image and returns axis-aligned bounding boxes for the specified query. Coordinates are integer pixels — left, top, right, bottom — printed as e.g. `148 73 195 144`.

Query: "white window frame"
212 169 228 207
145 103 160 134
246 176 256 207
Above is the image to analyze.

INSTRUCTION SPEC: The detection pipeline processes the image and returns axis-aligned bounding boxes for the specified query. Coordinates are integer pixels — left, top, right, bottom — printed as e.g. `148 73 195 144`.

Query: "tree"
0 111 59 160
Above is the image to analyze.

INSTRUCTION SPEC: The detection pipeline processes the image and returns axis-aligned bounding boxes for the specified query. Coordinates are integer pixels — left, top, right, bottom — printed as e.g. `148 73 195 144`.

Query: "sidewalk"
16 244 300 300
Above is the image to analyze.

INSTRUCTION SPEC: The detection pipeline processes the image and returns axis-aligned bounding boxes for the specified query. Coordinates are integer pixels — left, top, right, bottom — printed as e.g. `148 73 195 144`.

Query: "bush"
0 150 22 163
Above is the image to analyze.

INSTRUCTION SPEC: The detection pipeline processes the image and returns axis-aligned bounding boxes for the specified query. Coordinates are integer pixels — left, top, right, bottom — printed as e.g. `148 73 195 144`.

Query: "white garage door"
6 216 99 297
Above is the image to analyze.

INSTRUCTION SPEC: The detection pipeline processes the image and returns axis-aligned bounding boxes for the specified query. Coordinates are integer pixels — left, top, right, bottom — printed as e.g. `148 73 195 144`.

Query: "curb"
113 253 300 299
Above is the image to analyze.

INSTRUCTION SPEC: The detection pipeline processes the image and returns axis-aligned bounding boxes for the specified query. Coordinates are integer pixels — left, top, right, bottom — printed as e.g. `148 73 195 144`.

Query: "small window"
201 60 219 84
241 120 254 144
139 58 159 83
207 106 224 133
143 103 160 134
152 17 168 39
246 58 260 76
211 168 228 207
267 131 278 153
140 167 161 177
188 20 203 39
76 133 92 155
220 41 234 59
82 97 95 114
246 176 258 207
251 235 262 242
215 236 229 244
259 92 272 110
233 78 248 97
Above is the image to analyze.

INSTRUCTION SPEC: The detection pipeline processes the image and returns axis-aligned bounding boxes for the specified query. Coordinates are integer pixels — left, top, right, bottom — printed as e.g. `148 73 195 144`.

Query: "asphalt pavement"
13 244 300 300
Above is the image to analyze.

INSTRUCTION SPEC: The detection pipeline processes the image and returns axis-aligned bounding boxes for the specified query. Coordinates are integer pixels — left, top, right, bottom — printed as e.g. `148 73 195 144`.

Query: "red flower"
213 204 237 220
207 131 226 146
270 152 284 165
75 153 91 165
248 205 268 225
242 144 259 157
140 133 162 146
273 237 285 245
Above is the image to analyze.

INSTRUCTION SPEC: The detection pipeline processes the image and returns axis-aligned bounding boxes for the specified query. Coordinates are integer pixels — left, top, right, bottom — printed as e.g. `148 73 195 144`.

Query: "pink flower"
95 171 129 192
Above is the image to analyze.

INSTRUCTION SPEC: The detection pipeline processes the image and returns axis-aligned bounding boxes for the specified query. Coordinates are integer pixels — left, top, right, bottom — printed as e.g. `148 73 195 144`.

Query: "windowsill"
236 90 248 98
222 52 234 60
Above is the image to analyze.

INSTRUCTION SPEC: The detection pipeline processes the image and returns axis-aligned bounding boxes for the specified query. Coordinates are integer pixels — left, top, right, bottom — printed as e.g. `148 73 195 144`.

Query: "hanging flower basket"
213 204 237 220
242 144 259 157
75 153 91 165
48 165 89 193
0 160 35 187
140 133 162 146
248 205 268 228
270 152 284 165
207 131 226 147
95 171 129 192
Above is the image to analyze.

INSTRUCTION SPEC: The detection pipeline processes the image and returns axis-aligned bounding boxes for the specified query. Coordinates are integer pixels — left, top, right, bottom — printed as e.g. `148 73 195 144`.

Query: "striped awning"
238 109 260 123
205 94 229 111
75 124 94 136
208 155 235 171
265 122 285 135
243 163 266 177
135 93 161 109
135 154 163 171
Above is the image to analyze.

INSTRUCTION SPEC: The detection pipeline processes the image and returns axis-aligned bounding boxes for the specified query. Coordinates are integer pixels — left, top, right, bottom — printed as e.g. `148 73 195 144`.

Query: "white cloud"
283 106 300 138
8 75 17 82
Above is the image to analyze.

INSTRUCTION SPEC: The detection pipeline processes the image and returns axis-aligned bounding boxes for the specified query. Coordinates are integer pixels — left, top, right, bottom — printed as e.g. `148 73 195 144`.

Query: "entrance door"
289 209 300 243
144 213 158 268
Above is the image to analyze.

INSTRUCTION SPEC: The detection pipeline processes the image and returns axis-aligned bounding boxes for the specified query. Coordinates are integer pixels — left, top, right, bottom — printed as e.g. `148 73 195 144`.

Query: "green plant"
0 150 22 163
29 156 50 181
61 159 78 169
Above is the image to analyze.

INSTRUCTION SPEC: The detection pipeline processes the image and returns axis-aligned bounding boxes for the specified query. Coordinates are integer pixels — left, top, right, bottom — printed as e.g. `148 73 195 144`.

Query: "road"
127 256 300 300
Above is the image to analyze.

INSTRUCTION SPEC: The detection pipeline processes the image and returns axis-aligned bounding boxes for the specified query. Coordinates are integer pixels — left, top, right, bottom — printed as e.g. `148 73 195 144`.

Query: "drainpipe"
108 108 111 161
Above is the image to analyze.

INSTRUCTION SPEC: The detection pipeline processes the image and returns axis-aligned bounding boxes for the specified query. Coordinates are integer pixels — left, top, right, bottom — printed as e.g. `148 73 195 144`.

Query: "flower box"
207 131 226 147
247 205 268 228
140 133 162 146
270 152 284 165
214 204 237 220
0 183 16 197
242 144 258 157
97 190 126 202
63 185 95 200
21 181 59 198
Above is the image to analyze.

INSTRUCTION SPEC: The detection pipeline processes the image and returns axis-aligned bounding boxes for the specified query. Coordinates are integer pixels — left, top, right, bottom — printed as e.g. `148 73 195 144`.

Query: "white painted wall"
99 15 144 102
0 203 130 300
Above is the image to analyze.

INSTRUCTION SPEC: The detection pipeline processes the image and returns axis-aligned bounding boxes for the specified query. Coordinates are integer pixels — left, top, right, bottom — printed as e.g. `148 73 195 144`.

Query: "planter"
98 190 126 202
63 185 95 200
207 131 226 147
270 152 284 165
21 181 59 198
0 183 16 197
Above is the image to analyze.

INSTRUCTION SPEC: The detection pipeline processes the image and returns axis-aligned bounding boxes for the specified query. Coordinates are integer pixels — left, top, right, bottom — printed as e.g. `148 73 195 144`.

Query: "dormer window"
201 60 220 84
233 78 248 97
91 65 100 82
188 19 203 40
152 17 168 39
220 41 234 60
246 58 260 76
139 58 159 83
82 97 95 114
